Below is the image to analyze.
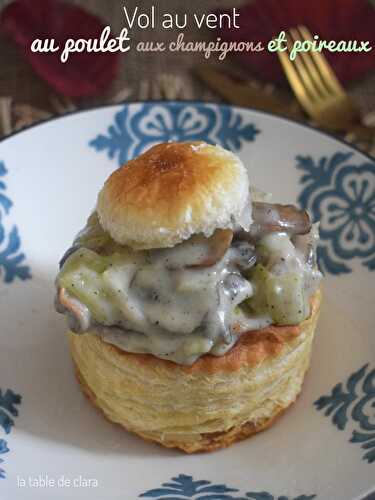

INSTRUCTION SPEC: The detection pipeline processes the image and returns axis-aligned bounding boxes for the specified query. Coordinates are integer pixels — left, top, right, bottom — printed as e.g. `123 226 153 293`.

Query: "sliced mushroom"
222 273 253 304
236 202 311 241
59 245 79 269
230 240 257 270
187 229 233 268
57 287 91 333
293 223 320 267
203 283 232 344
155 229 233 269
252 202 311 235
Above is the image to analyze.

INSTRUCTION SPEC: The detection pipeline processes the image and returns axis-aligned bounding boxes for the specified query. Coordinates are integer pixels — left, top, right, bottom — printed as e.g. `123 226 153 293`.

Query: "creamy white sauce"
57 216 322 365
92 241 262 365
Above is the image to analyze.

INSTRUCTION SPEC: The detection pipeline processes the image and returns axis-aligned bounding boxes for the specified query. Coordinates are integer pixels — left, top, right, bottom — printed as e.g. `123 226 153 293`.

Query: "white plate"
0 101 374 500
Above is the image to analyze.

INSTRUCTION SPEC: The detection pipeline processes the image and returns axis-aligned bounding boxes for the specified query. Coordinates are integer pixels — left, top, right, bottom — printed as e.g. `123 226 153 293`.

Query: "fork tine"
298 26 346 97
288 28 322 102
277 47 315 115
290 27 331 98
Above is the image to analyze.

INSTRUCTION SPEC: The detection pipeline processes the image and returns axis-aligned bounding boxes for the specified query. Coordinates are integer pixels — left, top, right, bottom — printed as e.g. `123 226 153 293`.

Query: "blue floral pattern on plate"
0 162 31 283
297 152 375 275
90 102 260 165
0 389 21 479
315 364 375 464
139 474 316 499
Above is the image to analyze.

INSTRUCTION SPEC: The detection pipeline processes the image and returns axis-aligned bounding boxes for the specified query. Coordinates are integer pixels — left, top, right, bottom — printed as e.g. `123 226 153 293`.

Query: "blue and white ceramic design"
0 162 31 284
90 102 259 165
315 363 375 464
0 389 21 479
139 474 316 499
297 153 375 275
0 101 373 500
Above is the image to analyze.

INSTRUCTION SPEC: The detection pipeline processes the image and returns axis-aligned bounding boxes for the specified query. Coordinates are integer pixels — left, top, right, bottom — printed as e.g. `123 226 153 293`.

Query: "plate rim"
0 99 374 164
0 99 374 500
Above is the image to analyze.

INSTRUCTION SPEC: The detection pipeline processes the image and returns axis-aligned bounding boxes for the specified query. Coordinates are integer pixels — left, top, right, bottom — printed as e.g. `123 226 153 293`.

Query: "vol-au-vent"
55 141 322 452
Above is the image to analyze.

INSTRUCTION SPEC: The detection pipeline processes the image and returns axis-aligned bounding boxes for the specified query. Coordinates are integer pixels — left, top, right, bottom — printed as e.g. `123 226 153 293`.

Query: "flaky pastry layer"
96 142 250 249
69 289 321 452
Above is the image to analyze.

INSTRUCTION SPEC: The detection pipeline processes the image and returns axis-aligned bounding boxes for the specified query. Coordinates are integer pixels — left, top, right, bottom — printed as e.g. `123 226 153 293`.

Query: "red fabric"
0 0 120 98
216 0 375 84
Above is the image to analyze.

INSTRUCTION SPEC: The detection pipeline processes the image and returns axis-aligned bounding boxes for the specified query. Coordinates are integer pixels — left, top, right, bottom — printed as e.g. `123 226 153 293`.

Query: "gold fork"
278 25 374 141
